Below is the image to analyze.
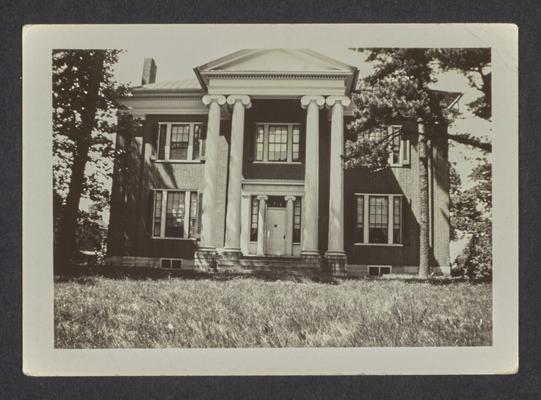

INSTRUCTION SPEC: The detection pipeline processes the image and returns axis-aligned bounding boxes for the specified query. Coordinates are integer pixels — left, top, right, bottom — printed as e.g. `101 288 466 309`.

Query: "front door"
266 208 286 256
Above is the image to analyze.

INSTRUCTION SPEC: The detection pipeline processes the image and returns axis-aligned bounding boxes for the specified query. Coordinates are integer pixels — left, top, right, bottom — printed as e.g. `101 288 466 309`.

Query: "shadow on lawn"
54 264 342 284
55 264 490 285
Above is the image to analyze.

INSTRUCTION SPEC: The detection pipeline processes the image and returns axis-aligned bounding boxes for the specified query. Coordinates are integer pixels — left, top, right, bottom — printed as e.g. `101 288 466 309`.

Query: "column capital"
300 95 325 110
256 195 268 201
326 95 351 108
227 95 252 109
285 195 296 202
202 94 226 107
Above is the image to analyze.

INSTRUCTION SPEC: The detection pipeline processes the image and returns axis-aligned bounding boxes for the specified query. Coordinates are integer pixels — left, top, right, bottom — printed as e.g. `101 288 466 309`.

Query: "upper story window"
354 193 403 245
364 125 410 167
156 122 205 162
254 123 302 163
152 189 202 239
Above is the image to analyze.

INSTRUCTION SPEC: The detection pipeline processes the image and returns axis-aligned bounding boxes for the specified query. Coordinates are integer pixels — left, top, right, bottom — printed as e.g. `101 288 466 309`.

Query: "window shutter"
147 190 154 236
200 124 207 159
402 137 411 165
197 192 203 237
151 123 159 159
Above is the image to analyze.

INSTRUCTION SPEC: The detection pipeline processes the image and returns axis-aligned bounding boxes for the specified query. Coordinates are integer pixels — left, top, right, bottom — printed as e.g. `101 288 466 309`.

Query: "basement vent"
160 258 183 270
368 266 392 277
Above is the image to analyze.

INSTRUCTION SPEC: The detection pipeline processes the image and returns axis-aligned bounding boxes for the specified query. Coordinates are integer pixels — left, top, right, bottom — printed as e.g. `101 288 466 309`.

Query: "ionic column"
300 95 325 257
256 195 268 256
223 95 251 257
199 95 226 251
324 96 351 274
285 195 296 256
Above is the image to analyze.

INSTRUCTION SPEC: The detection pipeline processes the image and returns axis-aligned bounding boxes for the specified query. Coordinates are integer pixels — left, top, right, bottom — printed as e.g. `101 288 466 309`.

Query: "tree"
450 159 492 279
53 49 126 274
345 48 491 278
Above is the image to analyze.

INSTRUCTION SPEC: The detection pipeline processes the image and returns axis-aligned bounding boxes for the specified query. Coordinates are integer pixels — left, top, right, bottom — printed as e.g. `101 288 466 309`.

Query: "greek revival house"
107 49 456 276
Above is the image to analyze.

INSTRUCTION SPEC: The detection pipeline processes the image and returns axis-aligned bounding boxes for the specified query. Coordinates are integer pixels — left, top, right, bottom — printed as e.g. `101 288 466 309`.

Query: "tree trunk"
418 122 430 278
55 52 105 275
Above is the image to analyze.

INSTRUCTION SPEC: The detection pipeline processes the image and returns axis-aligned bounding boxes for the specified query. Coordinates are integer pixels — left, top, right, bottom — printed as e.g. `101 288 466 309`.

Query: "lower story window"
153 189 201 239
355 194 403 245
368 266 392 276
161 258 182 269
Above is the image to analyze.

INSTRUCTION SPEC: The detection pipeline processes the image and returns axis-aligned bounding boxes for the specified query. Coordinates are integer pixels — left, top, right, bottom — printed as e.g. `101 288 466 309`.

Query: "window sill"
252 161 303 165
389 164 410 168
151 237 198 241
353 243 404 247
153 160 204 164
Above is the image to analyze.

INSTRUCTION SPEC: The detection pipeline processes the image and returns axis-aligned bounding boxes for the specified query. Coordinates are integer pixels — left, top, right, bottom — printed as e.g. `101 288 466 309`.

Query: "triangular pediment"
198 49 356 73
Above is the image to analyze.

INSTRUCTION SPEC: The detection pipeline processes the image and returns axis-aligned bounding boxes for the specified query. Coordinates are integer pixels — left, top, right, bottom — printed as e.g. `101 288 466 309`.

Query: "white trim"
252 161 302 165
243 179 305 186
153 160 203 164
353 243 404 247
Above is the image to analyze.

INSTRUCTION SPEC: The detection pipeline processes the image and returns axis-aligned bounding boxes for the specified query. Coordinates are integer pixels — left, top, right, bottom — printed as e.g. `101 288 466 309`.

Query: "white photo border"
22 23 518 376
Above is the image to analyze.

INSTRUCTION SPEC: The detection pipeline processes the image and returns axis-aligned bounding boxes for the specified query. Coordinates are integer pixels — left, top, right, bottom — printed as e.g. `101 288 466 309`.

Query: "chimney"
141 58 157 85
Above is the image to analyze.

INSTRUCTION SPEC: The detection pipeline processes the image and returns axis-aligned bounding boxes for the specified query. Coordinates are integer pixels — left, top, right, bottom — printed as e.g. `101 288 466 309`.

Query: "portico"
192 49 358 271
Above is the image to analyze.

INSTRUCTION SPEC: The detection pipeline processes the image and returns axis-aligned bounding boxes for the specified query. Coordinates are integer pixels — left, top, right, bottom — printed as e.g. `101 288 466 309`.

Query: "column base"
324 252 347 277
216 248 243 270
195 248 218 271
301 251 322 268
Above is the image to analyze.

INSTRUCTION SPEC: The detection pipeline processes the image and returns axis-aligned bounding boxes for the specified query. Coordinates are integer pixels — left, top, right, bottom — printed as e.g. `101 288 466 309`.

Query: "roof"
194 49 359 94
132 78 203 93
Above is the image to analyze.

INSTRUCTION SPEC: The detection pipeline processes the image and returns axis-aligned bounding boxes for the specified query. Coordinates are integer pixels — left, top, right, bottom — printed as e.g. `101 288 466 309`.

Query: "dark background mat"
2 1 539 398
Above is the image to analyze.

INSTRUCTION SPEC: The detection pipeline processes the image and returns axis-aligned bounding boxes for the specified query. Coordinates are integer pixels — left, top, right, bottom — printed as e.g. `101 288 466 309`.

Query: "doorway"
266 208 286 256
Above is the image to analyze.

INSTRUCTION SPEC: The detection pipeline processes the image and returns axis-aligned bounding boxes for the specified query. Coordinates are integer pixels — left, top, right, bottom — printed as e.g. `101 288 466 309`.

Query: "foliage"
428 49 491 120
55 277 492 348
345 48 492 171
53 49 127 271
450 159 492 279
75 209 108 264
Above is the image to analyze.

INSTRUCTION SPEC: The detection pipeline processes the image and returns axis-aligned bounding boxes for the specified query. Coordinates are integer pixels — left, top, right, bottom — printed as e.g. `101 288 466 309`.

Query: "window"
253 123 302 163
293 198 302 243
156 122 205 161
362 125 410 167
369 196 388 243
161 258 182 269
354 194 403 245
250 196 259 242
165 191 185 237
152 190 201 239
368 266 392 276
170 124 190 160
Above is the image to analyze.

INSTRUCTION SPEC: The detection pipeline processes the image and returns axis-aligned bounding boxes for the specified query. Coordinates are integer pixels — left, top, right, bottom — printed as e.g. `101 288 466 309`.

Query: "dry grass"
55 276 492 348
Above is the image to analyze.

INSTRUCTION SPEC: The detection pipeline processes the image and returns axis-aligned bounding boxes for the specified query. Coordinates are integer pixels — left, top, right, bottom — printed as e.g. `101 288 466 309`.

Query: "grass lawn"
55 275 492 348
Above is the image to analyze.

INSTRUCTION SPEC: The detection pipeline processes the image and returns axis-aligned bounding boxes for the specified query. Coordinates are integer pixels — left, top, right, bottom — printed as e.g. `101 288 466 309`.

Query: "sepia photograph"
23 24 517 375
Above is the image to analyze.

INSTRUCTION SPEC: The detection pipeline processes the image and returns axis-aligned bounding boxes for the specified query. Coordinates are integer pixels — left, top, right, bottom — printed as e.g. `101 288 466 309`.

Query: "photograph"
23 24 517 375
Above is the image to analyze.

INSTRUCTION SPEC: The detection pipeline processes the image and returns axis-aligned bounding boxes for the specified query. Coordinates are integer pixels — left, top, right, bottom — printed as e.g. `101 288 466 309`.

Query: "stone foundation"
324 252 347 277
216 249 243 271
194 248 218 271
